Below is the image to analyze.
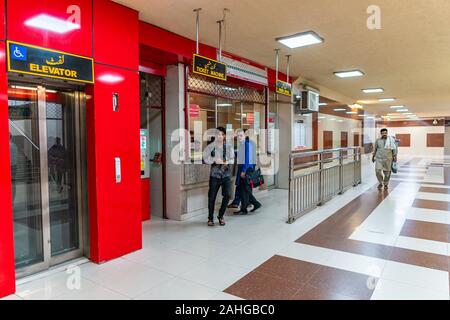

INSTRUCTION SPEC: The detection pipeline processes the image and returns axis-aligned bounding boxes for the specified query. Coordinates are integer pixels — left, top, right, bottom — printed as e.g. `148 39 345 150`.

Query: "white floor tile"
80 259 174 298
210 292 243 300
15 271 92 300
139 249 207 276
407 207 450 225
381 261 449 294
371 279 449 300
416 192 450 202
178 260 251 291
0 294 23 300
134 277 218 300
395 236 449 256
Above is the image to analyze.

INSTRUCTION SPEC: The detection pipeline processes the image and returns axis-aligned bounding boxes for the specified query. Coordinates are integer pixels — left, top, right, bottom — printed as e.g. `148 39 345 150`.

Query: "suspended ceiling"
115 0 450 119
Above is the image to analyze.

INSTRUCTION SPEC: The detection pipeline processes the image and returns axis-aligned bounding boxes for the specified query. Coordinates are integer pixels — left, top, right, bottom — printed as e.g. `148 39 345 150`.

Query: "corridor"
2 156 449 300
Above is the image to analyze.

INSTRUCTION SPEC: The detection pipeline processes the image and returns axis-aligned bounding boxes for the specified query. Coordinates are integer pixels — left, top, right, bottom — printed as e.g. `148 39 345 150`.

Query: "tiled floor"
3 156 450 300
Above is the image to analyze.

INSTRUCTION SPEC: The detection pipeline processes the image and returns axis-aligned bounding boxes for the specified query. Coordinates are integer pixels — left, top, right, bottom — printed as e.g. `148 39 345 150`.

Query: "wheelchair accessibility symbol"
11 45 27 61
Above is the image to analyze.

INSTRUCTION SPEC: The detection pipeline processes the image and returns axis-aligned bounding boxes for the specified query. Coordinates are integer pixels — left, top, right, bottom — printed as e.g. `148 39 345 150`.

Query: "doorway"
140 73 166 219
8 80 87 278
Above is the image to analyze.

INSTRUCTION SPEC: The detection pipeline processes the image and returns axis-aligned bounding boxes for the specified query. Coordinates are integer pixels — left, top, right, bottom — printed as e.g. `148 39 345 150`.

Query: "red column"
87 0 142 263
0 40 16 297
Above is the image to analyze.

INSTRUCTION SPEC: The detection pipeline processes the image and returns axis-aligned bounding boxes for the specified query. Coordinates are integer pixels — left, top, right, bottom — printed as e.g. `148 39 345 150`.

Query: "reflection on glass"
189 93 216 161
8 85 44 269
46 91 79 256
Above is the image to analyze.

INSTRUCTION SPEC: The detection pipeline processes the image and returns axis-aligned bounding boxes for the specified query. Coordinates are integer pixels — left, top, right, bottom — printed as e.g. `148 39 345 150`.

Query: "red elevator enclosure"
0 0 142 296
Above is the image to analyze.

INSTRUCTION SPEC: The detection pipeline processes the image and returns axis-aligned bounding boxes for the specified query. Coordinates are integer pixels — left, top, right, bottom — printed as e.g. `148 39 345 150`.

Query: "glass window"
188 93 216 161
217 99 241 132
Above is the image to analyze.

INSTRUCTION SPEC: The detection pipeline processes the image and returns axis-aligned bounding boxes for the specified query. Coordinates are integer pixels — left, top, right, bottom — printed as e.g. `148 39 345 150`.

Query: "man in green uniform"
372 128 397 190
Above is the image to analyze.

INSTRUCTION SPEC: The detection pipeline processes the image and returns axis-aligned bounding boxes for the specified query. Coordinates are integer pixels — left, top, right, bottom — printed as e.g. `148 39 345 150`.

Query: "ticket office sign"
192 54 227 81
276 79 292 96
7 41 94 84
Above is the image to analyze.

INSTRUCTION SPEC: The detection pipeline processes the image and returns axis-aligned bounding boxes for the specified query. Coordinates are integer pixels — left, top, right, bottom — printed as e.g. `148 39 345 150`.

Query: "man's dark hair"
380 128 388 133
216 127 226 136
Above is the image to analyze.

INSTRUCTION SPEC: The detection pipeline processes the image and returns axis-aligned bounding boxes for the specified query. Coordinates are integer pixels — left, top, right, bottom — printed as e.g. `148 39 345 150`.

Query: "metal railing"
288 147 362 224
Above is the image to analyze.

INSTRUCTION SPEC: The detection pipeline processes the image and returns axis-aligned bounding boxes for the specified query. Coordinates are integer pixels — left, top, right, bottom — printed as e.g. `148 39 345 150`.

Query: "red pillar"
87 0 142 263
0 40 16 297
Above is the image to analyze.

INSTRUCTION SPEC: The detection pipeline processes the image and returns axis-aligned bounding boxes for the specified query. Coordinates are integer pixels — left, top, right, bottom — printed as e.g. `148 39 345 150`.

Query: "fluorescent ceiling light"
350 104 363 109
337 120 344 122
362 88 384 93
276 31 323 49
46 89 57 93
346 111 357 114
11 85 37 91
24 14 80 34
217 103 232 107
329 118 336 121
334 70 364 78
318 116 326 119
379 98 395 102
390 105 405 109
397 109 409 112
334 108 346 111
318 103 328 106
98 74 124 83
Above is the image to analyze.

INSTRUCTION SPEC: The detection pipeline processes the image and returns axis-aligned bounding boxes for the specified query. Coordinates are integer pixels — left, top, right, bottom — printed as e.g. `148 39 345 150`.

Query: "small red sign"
190 104 200 118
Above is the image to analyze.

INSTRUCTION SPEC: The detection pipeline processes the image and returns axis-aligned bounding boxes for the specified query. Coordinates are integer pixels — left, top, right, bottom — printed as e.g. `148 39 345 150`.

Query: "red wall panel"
87 64 142 263
0 41 15 297
6 0 93 57
94 0 138 70
139 22 292 87
0 0 5 40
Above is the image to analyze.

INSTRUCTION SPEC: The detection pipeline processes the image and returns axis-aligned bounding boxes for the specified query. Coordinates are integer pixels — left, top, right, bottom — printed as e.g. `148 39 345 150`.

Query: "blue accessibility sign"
10 44 27 61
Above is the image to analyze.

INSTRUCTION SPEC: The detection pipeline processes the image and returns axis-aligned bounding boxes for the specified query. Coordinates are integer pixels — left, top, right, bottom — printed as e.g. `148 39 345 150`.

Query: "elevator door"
8 83 85 278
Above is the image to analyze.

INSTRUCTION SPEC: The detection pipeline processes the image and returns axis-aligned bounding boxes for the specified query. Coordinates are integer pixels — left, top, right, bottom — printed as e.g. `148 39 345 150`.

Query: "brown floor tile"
412 199 450 211
419 187 450 194
290 283 356 300
224 271 301 300
255 255 320 284
400 219 449 243
307 266 376 300
388 247 449 271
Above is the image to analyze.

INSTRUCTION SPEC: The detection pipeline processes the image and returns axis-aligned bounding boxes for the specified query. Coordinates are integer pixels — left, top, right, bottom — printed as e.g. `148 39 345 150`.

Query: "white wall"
376 124 445 157
318 113 362 149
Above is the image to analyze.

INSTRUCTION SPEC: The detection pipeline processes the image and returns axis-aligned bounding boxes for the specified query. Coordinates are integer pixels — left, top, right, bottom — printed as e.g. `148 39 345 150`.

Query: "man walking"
204 127 234 226
372 128 397 190
234 129 261 215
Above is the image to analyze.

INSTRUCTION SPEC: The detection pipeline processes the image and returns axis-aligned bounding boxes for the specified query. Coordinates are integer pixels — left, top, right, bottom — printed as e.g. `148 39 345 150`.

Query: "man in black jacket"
204 127 234 226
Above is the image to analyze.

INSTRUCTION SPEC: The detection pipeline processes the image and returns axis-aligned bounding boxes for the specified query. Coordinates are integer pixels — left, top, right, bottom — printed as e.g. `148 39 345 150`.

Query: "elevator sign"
7 41 94 84
193 54 227 81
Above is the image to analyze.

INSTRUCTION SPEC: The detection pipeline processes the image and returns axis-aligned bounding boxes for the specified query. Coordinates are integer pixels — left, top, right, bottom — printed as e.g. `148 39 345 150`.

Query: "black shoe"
207 220 215 227
251 204 262 212
234 210 248 215
218 218 226 226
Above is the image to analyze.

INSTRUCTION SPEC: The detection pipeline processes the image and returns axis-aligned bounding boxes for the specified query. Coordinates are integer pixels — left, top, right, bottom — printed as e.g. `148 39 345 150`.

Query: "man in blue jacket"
234 129 261 215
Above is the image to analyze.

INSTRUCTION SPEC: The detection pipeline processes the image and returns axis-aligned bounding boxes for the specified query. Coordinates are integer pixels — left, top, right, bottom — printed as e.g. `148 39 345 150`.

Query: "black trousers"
208 176 231 221
238 180 261 212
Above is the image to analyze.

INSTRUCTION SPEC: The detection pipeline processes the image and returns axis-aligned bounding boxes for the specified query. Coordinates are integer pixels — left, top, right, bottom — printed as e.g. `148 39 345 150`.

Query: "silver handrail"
9 119 40 150
288 147 362 224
